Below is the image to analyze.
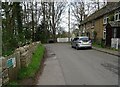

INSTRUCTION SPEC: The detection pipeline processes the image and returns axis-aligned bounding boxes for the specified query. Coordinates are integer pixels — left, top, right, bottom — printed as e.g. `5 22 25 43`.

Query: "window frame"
103 27 106 39
114 11 120 21
103 16 109 24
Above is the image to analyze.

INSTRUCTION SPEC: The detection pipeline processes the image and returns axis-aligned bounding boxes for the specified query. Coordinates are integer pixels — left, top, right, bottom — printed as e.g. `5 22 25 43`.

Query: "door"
106 24 112 47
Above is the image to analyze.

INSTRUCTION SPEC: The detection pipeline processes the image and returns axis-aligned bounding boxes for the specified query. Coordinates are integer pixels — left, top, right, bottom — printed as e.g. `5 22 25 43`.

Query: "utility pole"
68 5 70 42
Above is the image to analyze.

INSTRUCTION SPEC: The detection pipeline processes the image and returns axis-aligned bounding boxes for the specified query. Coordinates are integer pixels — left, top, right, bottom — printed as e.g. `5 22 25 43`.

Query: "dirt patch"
18 48 47 86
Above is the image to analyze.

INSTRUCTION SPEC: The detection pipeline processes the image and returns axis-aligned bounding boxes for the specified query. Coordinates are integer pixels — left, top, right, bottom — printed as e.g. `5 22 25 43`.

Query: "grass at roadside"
18 44 45 80
92 43 118 51
92 43 103 48
7 81 19 87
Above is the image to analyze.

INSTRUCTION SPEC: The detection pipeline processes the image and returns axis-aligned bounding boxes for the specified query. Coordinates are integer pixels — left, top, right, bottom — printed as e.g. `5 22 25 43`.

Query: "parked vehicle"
71 36 92 50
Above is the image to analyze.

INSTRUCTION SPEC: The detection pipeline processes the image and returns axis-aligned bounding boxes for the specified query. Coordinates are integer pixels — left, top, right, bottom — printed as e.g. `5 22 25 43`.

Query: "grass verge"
92 43 118 51
7 81 19 87
18 44 45 80
92 43 103 48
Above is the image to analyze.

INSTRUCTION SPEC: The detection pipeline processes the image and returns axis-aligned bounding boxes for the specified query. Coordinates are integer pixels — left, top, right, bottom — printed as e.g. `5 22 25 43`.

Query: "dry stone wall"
1 41 41 85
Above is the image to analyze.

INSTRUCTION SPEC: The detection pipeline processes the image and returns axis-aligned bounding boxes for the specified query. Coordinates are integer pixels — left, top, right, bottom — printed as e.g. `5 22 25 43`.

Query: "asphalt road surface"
38 43 118 85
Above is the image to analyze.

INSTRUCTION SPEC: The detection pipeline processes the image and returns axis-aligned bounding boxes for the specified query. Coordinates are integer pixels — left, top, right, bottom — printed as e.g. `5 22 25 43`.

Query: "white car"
71 36 92 50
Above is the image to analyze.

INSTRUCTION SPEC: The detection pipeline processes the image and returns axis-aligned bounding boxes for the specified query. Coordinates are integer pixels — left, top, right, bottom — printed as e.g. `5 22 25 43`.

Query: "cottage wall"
85 17 104 41
80 2 120 45
94 17 104 40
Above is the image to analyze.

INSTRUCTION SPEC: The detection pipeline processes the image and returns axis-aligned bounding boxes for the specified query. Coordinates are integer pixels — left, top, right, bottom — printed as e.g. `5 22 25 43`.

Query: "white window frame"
114 11 120 21
103 16 109 24
103 28 106 39
91 21 95 29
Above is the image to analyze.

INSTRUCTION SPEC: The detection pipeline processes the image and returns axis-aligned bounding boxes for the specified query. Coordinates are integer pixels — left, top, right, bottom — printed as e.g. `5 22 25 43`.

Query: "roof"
81 2 120 25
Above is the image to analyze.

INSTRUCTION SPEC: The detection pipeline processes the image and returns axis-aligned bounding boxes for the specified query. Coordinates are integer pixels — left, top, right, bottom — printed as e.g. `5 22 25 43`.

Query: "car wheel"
76 45 79 50
89 47 92 49
71 45 74 48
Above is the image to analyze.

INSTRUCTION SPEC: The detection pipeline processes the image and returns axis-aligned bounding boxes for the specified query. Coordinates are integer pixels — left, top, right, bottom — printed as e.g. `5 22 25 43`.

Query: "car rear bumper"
77 44 92 48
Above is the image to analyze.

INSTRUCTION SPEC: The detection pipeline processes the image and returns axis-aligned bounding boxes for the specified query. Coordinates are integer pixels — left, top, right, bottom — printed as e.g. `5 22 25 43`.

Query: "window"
73 38 79 41
79 38 89 41
91 21 95 29
114 11 120 21
103 28 106 39
103 17 109 24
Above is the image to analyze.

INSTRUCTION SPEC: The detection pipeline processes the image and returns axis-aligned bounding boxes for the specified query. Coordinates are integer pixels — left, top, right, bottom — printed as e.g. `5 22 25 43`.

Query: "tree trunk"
31 2 35 42
52 2 56 42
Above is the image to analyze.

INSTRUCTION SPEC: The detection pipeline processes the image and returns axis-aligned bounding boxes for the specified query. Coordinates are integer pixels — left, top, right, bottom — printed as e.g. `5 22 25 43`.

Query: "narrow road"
37 43 118 85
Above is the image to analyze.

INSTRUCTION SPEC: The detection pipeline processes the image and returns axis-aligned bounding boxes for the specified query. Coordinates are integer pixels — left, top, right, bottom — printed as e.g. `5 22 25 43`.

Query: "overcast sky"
60 0 108 32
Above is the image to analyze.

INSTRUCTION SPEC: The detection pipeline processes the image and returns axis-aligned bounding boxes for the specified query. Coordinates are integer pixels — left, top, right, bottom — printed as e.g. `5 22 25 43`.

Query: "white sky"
60 0 108 32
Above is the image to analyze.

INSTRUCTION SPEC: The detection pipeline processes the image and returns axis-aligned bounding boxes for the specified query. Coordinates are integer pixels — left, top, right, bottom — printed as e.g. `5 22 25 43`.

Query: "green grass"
18 44 45 80
7 81 19 87
92 43 103 48
4 81 19 87
92 42 118 51
108 47 118 51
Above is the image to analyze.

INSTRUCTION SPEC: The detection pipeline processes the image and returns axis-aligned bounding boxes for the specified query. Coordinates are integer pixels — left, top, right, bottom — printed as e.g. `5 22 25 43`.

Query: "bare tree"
55 2 66 28
71 0 107 33
71 1 85 24
88 0 107 13
50 2 66 41
51 2 55 41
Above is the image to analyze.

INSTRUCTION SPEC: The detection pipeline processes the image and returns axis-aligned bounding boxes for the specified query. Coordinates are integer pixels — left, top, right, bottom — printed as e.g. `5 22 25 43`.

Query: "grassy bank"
18 44 45 80
5 44 45 86
92 42 103 48
92 42 118 51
